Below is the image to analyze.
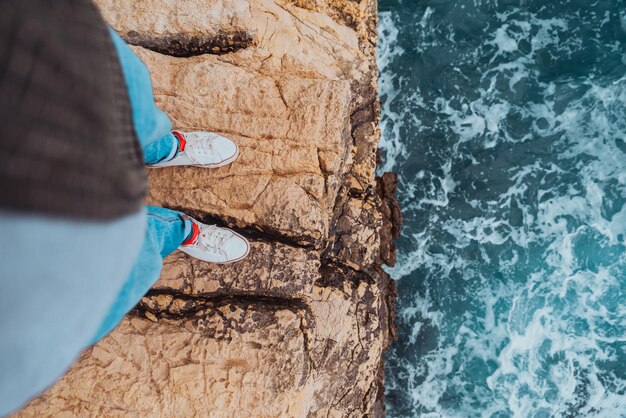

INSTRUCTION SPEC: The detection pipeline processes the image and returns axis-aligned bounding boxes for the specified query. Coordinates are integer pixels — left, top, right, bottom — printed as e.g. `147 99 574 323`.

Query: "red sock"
182 222 199 246
172 131 186 152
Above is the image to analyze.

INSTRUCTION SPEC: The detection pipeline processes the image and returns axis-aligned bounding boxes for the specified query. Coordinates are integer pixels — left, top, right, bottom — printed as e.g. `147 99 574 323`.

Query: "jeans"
91 30 194 342
0 29 194 415
0 210 146 416
108 29 179 165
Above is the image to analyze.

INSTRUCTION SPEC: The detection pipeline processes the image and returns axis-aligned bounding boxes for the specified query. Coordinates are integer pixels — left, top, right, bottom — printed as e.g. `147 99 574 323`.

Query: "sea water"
378 1 626 416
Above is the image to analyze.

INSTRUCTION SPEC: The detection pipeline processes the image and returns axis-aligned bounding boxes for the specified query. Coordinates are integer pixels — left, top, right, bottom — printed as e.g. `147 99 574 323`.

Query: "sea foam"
379 1 626 416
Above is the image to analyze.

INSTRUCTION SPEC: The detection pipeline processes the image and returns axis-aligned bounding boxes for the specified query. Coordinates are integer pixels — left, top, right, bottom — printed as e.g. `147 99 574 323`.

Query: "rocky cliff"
16 0 399 416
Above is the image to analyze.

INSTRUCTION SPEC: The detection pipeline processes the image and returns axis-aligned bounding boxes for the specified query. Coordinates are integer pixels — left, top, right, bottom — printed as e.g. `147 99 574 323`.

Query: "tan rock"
139 48 353 244
99 0 253 33
98 0 254 56
15 0 398 416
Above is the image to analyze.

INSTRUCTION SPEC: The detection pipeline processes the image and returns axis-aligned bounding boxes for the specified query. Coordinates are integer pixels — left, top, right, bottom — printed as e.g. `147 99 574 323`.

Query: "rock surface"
15 0 398 416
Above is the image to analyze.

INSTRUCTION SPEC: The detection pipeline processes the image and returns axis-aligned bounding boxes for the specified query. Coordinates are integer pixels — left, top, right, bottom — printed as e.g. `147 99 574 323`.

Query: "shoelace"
196 225 229 256
185 135 217 164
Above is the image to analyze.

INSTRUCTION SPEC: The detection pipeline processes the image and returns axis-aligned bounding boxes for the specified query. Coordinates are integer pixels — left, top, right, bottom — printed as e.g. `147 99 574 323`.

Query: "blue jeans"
108 29 179 165
91 30 194 342
0 30 194 415
0 210 145 416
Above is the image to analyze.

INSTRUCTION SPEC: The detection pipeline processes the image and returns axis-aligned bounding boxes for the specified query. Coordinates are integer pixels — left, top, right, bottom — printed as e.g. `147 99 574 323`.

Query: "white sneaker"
178 219 250 263
150 131 239 168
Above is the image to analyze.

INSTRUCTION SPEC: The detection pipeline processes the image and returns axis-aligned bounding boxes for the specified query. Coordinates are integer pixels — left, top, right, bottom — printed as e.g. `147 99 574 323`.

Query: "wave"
379 2 626 416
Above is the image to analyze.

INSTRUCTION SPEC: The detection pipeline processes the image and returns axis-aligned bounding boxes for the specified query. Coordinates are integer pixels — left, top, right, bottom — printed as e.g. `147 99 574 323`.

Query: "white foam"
380 3 626 417
377 11 408 174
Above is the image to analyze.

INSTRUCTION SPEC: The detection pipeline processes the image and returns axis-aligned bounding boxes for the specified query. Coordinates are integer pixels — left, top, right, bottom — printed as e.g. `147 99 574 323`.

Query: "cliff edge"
16 0 399 416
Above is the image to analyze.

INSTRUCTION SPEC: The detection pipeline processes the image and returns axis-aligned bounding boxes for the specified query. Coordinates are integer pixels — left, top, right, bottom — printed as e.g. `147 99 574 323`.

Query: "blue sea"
377 1 626 416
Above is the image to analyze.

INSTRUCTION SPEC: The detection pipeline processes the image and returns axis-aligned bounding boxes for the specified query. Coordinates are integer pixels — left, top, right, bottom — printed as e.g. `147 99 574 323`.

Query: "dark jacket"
0 0 146 219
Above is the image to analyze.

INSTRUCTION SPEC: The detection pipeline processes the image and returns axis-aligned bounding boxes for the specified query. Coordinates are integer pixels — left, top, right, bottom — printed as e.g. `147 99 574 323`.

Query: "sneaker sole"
191 143 239 169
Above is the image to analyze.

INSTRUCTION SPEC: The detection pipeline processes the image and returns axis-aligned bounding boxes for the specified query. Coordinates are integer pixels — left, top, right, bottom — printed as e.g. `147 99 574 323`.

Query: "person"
0 0 249 414
91 29 250 343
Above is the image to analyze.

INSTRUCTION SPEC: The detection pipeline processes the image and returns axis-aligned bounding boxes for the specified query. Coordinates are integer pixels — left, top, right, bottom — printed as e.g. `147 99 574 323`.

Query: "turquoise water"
377 1 626 416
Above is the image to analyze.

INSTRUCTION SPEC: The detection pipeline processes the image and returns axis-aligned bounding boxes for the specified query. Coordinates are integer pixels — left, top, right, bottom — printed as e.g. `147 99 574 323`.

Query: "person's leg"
90 207 193 343
93 31 251 345
0 209 145 415
109 29 242 167
144 132 179 165
108 29 179 164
